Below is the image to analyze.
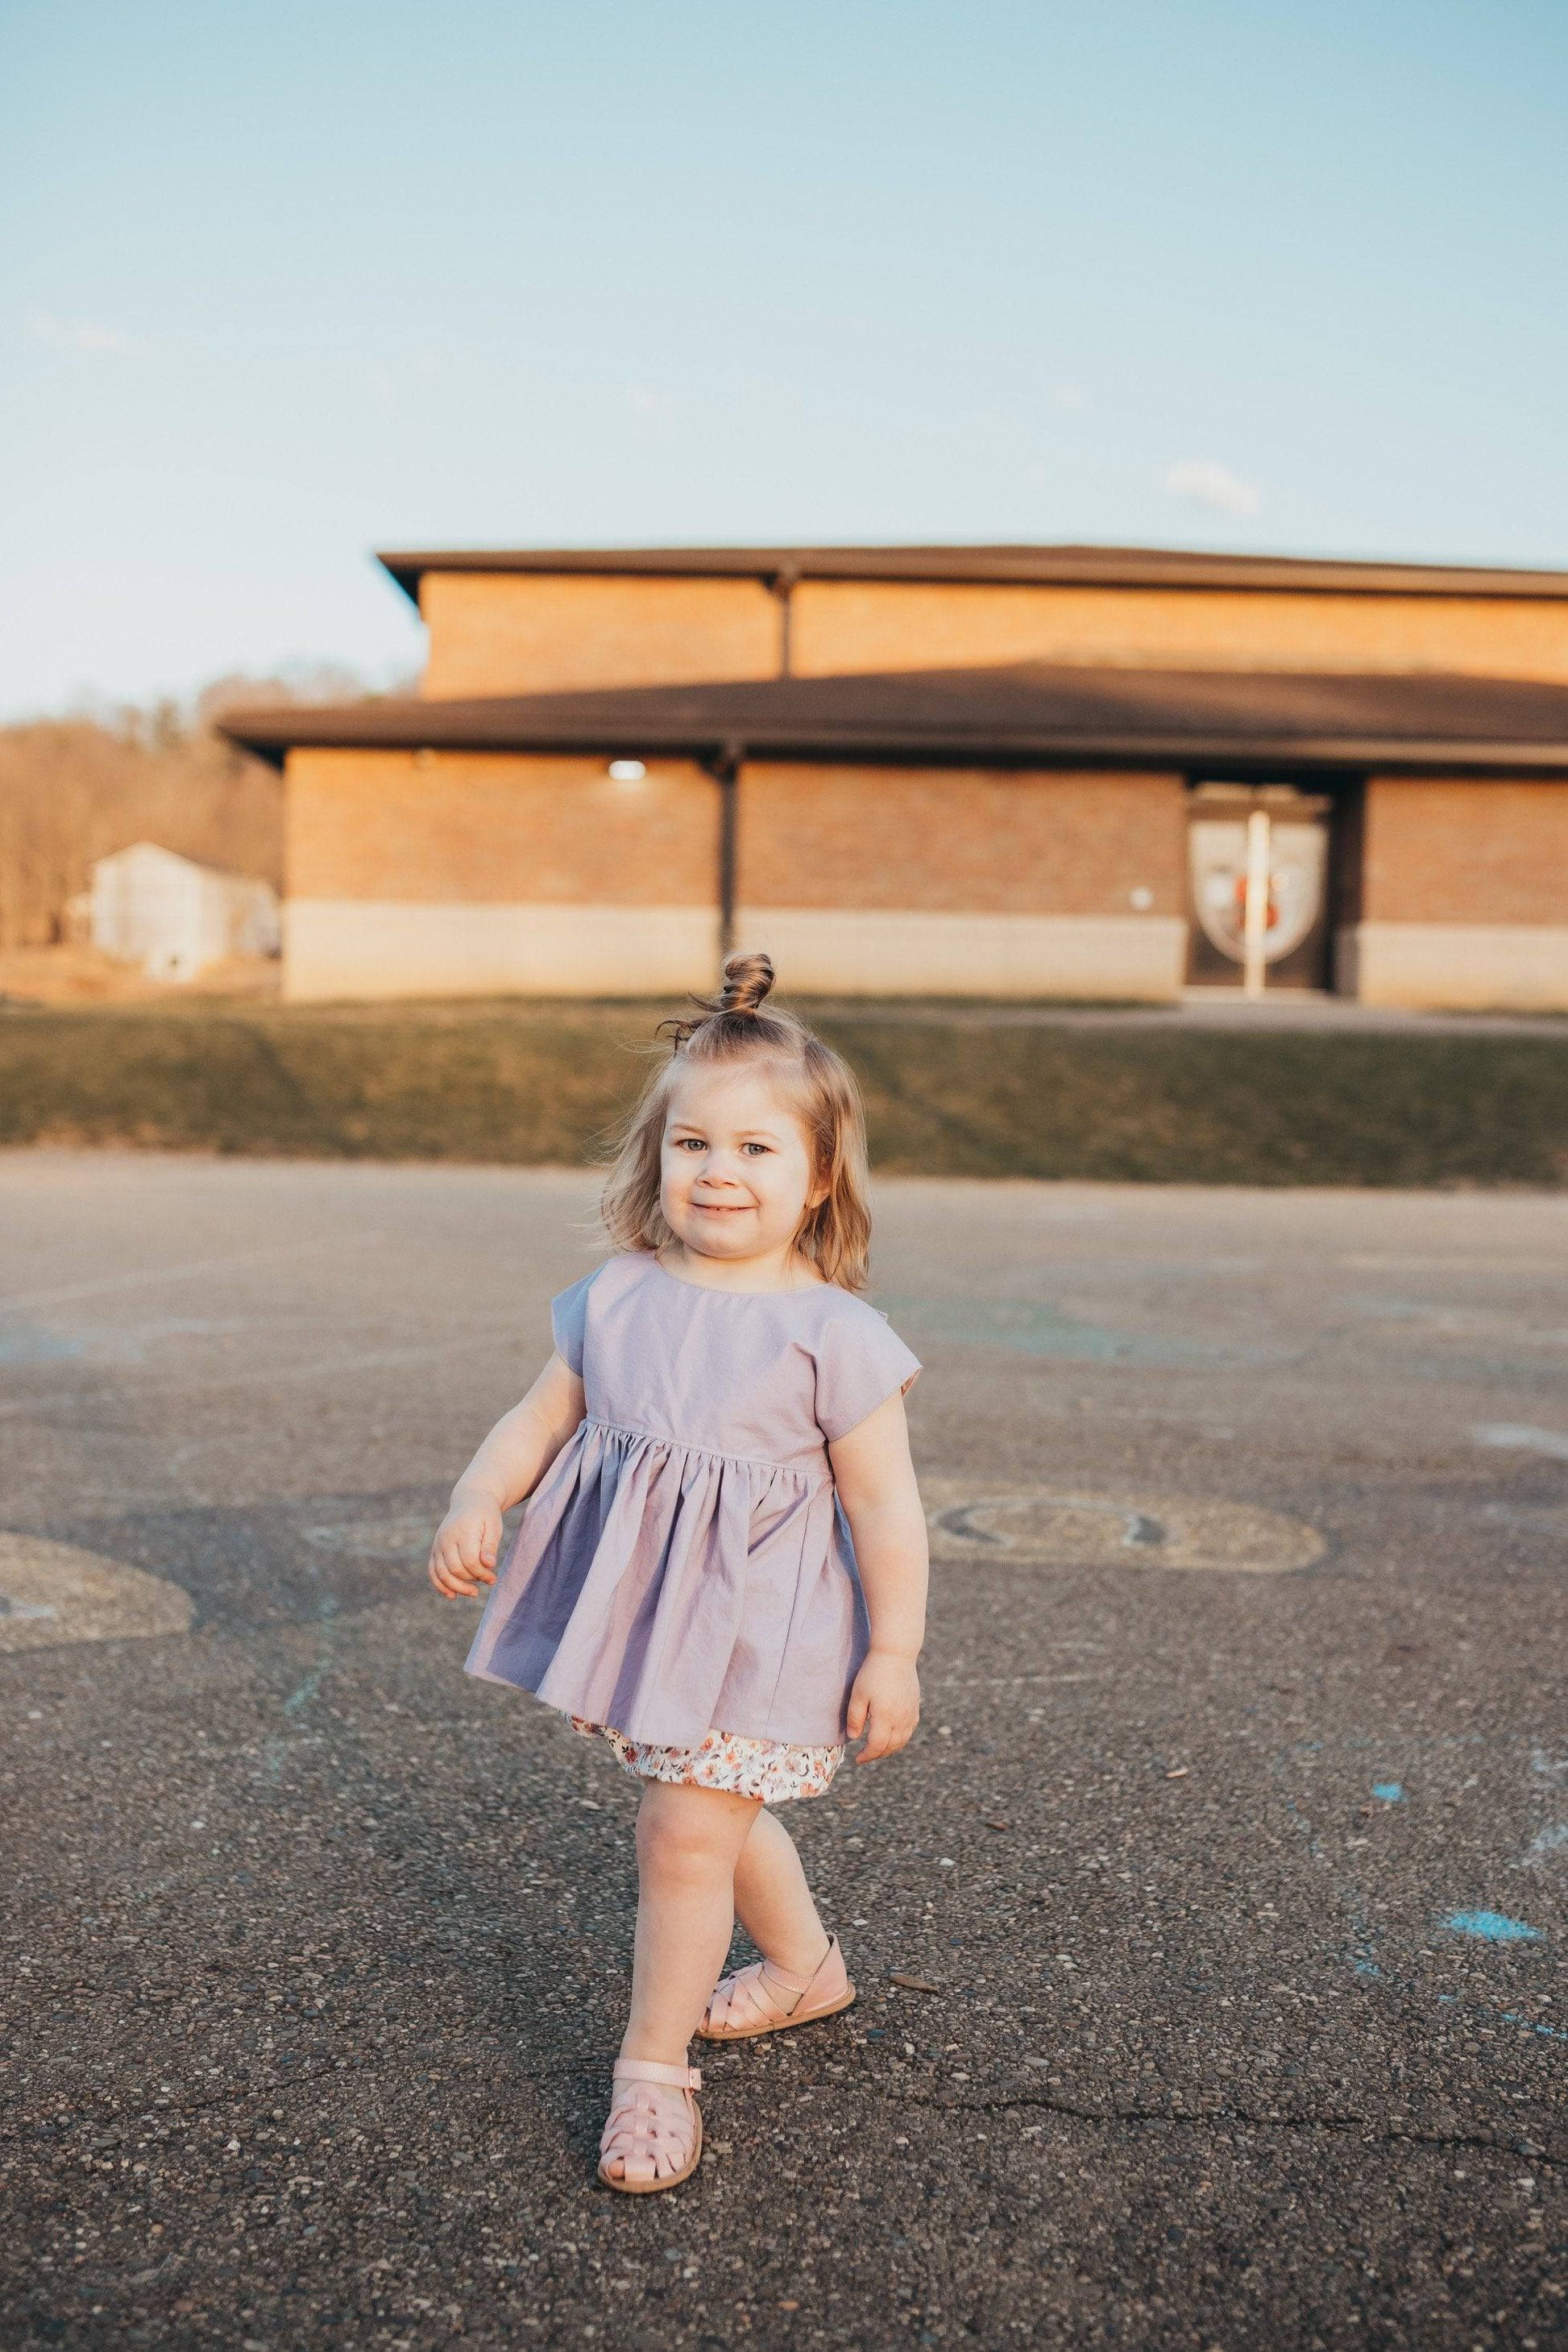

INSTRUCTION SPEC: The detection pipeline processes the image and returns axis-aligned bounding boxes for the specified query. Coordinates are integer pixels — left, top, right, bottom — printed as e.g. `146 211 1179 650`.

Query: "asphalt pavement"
2 1154 1565 2351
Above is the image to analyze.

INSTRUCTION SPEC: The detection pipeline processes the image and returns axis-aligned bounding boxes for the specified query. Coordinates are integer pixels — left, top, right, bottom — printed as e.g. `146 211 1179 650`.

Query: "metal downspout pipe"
704 738 746 968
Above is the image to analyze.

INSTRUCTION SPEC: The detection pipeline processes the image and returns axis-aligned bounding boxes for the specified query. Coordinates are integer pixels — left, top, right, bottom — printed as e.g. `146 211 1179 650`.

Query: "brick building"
225 545 1568 1008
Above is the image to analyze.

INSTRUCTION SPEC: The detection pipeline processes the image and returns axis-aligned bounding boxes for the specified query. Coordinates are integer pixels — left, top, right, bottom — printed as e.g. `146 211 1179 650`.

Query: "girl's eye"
675 1137 706 1151
741 1142 771 1155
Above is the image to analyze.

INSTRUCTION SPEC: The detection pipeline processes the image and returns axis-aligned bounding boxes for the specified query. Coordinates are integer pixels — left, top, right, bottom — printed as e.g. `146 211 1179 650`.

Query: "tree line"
0 672 359 952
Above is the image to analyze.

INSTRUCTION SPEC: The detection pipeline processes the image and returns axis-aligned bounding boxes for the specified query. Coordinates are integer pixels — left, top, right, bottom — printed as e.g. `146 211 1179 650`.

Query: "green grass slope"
2 999 1565 1186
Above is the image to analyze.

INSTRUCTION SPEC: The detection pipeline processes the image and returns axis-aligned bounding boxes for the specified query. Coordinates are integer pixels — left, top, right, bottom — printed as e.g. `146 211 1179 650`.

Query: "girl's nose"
697 1158 746 1188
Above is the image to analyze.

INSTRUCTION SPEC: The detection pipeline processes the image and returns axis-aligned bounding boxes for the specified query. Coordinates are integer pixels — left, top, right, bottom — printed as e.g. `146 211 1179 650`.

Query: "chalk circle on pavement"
922 1479 1325 1576
0 1533 194 1653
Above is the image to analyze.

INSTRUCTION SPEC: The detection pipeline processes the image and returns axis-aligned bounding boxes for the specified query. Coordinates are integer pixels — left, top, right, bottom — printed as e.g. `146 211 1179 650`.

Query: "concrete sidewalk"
3 1158 1565 2349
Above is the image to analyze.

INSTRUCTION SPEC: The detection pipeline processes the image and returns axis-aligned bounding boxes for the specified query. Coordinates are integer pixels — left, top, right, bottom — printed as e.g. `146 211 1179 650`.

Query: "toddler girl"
428 952 927 2193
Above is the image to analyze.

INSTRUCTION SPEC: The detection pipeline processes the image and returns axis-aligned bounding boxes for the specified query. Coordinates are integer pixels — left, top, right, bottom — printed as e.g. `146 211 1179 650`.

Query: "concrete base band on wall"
1337 922 1568 1011
282 901 718 1000
282 900 1189 1003
731 907 1187 1000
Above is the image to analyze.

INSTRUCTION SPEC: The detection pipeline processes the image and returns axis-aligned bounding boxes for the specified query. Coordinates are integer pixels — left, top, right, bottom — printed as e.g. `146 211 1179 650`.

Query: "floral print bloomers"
569 1717 844 1802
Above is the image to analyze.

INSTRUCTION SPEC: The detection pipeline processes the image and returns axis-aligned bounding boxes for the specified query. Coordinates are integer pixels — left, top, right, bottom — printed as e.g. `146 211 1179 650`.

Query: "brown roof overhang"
220 661 1568 778
376 541 1568 608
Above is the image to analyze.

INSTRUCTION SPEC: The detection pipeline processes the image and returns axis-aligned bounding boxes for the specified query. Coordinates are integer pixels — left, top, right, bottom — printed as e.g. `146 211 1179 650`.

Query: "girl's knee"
636 1786 753 1885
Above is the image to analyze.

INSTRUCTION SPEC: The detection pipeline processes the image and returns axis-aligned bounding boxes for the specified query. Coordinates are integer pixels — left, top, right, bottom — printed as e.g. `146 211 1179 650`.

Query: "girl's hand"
846 1649 921 1762
428 1355 587 1602
829 1394 928 1761
429 1487 504 1599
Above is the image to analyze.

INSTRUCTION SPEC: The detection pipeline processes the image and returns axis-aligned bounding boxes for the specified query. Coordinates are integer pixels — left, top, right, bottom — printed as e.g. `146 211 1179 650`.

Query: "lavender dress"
465 1254 921 1770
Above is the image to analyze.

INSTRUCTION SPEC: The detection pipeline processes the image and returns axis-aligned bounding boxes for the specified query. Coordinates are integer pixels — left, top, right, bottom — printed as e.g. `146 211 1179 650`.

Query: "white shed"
85 843 280 981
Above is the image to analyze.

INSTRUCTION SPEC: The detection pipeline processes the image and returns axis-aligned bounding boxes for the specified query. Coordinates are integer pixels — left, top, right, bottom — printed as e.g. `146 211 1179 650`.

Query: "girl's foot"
697 1934 856 2042
597 2057 703 2193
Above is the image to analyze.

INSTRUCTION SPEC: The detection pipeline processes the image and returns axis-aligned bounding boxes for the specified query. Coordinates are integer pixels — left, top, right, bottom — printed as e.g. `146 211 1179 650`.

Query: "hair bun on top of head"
714 950 774 1015
660 951 776 1044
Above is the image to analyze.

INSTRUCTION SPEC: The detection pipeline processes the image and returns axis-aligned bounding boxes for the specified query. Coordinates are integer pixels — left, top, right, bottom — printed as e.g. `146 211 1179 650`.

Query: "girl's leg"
621 1780 761 2064
731 1804 832 1976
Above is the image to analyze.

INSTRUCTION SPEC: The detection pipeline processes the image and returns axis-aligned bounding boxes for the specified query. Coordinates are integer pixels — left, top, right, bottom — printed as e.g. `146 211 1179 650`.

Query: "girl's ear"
797 1172 829 1233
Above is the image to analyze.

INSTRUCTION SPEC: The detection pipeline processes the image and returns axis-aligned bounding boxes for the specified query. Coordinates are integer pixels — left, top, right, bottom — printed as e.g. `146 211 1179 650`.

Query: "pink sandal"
597 2057 703 2193
698 1934 856 2042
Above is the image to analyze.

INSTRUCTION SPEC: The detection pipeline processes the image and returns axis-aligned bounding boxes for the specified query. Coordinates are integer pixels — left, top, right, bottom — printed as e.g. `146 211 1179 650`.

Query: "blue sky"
3 0 1566 717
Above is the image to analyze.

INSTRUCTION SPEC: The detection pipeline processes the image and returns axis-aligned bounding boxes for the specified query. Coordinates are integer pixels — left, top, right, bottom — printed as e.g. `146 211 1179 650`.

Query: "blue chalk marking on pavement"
1472 1423 1568 1459
1371 1782 1404 1802
1437 1993 1568 2042
1441 1910 1544 1943
870 1292 1267 1367
0 1321 80 1365
1524 1823 1568 1862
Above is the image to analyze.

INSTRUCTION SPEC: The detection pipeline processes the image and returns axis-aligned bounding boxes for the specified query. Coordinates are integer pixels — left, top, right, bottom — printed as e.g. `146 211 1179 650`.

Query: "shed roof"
377 541 1568 607
222 661 1568 778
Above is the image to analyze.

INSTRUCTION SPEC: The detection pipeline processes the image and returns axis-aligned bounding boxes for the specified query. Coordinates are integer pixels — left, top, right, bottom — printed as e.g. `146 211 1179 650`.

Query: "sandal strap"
707 1934 840 2031
758 1934 839 2004
758 1956 813 1997
612 2055 702 2093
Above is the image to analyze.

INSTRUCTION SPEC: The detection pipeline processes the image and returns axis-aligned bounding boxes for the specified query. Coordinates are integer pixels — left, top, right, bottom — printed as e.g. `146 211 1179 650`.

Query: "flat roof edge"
219 712 1568 778
376 542 1568 604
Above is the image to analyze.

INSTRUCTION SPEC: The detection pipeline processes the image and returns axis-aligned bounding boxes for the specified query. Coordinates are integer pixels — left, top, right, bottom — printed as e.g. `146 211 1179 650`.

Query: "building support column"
704 739 745 970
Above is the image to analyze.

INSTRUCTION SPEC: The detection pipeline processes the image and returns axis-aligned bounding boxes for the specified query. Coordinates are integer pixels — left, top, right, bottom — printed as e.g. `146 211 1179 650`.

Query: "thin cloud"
1164 457 1260 516
28 313 132 355
1049 381 1087 410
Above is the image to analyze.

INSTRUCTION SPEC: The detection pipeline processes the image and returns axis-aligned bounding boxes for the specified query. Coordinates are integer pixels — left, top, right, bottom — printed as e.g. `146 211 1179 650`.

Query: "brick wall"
420 573 782 697
288 751 1187 917
737 765 1185 914
282 749 1190 1000
418 570 1568 699
786 582 1568 683
285 749 719 904
1362 778 1568 923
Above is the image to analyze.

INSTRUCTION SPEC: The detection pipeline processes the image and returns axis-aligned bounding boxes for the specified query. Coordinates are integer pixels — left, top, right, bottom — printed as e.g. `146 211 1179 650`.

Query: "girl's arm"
429 1351 586 1599
829 1391 929 1761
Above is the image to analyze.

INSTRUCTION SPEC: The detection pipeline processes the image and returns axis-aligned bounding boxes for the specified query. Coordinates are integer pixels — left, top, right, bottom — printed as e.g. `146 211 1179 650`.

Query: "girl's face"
660 1060 822 1267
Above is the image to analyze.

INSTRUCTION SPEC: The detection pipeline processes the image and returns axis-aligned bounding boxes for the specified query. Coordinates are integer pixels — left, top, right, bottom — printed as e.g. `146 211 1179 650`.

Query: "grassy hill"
2 997 1565 1186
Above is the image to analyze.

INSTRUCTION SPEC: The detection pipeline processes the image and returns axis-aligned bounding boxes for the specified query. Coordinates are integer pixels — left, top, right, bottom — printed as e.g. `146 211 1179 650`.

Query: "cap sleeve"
814 1303 922 1443
550 1268 600 1378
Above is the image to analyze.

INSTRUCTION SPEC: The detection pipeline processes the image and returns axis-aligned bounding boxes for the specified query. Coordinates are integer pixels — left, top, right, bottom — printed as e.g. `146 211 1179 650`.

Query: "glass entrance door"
1185 783 1334 993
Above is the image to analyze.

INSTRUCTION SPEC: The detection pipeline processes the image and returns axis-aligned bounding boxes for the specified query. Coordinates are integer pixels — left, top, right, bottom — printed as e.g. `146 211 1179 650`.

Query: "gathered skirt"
467 1413 866 1749
568 1715 844 1802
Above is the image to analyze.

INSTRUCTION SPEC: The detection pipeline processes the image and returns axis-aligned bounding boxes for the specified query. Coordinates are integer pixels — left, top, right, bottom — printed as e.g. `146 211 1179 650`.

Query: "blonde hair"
600 952 873 1291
